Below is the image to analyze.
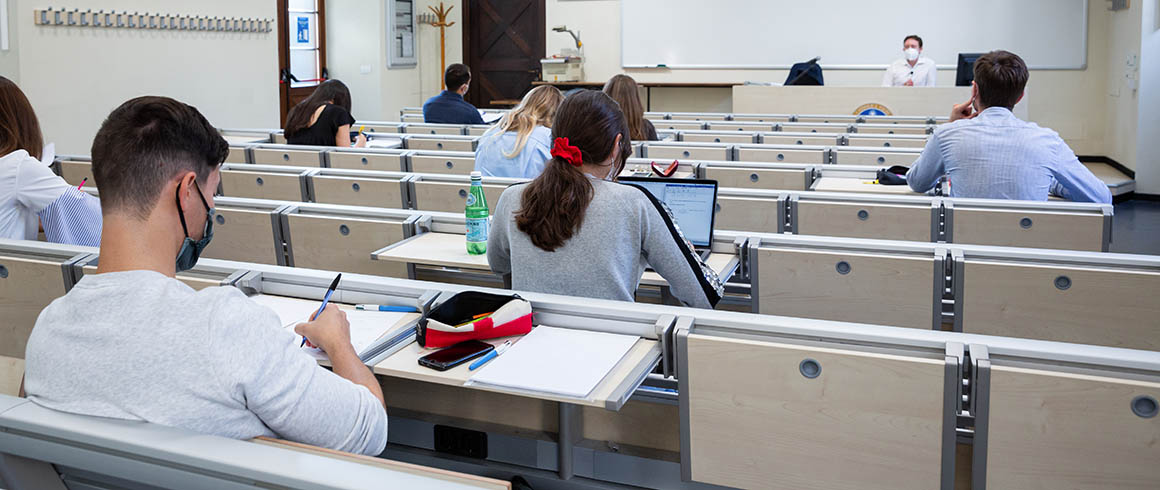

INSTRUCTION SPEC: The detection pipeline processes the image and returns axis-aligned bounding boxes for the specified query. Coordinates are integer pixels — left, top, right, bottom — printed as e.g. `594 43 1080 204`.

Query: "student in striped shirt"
0 76 101 246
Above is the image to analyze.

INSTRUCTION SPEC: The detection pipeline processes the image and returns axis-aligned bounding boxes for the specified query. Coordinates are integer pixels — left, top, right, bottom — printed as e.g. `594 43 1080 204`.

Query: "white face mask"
905 47 920 61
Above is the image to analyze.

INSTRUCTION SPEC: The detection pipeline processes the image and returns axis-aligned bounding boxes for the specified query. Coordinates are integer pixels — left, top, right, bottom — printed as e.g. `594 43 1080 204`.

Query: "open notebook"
248 294 419 365
466 326 639 400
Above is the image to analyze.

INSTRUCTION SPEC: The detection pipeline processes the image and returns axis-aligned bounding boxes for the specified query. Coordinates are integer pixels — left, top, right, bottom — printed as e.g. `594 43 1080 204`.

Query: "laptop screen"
619 177 717 248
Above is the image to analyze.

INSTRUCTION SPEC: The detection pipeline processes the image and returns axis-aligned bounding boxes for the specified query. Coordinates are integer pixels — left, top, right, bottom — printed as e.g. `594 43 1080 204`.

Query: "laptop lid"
618 177 717 249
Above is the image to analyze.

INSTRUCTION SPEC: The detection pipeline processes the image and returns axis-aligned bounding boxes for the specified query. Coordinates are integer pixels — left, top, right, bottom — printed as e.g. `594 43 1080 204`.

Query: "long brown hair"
516 90 631 252
488 85 564 158
602 74 648 141
0 76 45 160
284 79 354 137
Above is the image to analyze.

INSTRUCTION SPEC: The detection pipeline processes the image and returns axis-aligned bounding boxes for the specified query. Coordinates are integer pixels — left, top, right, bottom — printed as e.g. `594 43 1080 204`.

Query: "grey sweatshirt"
487 178 723 308
23 270 388 456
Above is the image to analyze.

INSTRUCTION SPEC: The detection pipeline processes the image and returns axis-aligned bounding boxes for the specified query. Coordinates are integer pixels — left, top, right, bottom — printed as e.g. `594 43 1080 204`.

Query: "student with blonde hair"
474 85 565 179
602 74 658 141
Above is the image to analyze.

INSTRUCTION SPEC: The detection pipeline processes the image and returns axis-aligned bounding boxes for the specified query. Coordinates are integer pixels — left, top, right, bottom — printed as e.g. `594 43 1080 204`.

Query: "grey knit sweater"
487 178 723 308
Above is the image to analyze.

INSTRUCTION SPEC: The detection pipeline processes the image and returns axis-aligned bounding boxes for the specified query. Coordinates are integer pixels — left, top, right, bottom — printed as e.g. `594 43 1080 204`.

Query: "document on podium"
466 325 638 399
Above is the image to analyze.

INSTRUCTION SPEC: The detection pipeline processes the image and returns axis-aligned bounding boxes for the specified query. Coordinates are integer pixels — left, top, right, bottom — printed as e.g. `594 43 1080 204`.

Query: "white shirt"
882 56 937 87
0 149 71 240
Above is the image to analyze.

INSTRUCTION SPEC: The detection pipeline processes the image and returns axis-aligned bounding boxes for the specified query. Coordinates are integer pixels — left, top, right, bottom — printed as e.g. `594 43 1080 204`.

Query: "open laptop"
618 177 718 260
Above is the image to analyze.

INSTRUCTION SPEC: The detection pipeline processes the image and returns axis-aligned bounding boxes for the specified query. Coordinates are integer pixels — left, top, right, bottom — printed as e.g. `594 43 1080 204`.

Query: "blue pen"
302 274 342 347
469 340 513 371
355 304 420 312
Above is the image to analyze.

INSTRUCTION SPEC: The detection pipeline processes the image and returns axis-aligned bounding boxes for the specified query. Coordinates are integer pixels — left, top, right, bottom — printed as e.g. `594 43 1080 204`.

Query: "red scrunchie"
550 137 583 167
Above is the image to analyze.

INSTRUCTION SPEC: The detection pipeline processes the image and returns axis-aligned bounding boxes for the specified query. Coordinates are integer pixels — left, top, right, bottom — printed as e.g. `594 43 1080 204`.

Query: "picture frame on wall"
387 0 417 68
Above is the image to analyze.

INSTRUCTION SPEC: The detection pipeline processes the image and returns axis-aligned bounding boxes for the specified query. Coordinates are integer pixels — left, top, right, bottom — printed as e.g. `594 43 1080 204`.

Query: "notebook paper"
466 326 638 399
249 294 411 360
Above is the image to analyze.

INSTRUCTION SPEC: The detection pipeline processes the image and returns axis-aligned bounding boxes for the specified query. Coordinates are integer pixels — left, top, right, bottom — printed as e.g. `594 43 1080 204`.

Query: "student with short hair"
423 64 486 125
23 96 389 456
0 76 101 246
883 35 936 87
487 90 722 308
474 85 564 179
285 79 367 148
602 74 658 141
906 50 1111 203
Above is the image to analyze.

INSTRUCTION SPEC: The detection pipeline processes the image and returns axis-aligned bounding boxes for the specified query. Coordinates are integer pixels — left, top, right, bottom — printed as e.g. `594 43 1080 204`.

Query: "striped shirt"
906 107 1112 203
38 188 102 246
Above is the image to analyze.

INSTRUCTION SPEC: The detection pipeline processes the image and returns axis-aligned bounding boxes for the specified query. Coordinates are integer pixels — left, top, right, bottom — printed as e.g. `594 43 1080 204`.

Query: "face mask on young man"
174 178 215 272
905 47 920 61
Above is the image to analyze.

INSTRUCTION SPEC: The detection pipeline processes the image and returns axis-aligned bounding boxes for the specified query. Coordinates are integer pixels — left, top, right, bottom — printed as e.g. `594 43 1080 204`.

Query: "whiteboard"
621 0 1088 70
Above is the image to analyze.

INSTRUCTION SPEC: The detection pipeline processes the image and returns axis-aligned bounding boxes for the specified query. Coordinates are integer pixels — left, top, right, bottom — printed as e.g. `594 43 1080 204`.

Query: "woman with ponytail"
487 90 723 309
474 85 564 178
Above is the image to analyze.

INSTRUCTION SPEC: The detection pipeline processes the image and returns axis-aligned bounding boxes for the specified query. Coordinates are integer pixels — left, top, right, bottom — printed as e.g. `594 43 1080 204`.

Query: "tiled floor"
1111 200 1160 255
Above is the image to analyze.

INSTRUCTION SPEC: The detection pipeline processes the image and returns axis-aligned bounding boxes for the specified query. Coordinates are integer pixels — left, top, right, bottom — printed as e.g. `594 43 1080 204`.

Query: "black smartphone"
418 340 495 371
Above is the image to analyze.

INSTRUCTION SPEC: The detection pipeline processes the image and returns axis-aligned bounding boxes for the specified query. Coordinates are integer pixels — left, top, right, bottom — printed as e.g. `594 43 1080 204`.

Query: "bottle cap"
470 171 482 179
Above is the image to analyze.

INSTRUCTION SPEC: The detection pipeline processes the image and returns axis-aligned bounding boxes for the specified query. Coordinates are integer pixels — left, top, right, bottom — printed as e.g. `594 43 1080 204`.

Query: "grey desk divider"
408 150 478 175
278 202 422 279
407 173 523 214
793 114 861 124
306 168 412 209
855 123 935 135
714 187 789 234
944 197 1113 252
668 112 729 122
845 133 930 148
0 239 96 358
831 146 923 166
704 121 777 132
202 196 290 266
952 244 1160 350
248 143 328 167
652 120 708 131
642 141 734 161
403 134 479 152
748 233 945 329
790 191 941 243
401 122 468 135
734 143 830 164
622 158 702 179
701 161 817 191
729 113 794 123
759 131 844 146
677 130 759 144
325 147 411 172
777 121 858 134
219 163 314 202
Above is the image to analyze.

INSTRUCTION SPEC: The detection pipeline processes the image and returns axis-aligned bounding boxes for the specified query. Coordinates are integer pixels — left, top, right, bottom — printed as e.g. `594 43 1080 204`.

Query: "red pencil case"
418 291 533 348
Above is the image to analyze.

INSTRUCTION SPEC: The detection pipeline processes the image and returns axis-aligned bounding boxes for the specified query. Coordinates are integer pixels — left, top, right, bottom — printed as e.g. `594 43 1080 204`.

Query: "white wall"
326 0 462 122
545 0 1113 156
10 0 278 154
1104 0 1142 170
0 0 20 81
1136 0 1160 193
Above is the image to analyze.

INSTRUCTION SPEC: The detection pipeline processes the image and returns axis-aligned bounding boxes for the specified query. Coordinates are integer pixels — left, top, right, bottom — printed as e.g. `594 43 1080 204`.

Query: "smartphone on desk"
418 340 495 371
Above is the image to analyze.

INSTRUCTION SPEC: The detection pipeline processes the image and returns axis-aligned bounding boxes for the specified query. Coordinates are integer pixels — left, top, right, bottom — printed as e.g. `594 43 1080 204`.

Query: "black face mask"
175 179 215 272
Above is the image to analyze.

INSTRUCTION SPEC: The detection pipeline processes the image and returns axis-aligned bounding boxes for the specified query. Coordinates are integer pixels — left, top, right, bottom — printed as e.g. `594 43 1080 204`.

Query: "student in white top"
882 35 937 87
0 76 101 245
23 96 388 456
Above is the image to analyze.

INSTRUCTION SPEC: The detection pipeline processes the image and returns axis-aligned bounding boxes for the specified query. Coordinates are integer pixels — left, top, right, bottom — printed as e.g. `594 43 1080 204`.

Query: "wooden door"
277 0 328 127
462 0 545 108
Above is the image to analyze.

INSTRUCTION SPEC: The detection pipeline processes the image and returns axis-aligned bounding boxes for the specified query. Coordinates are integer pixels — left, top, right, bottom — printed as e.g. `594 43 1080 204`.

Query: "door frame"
276 0 328 127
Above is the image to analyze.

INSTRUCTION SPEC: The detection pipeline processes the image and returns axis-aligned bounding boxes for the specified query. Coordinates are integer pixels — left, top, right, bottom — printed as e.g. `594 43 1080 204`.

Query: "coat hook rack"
32 6 274 33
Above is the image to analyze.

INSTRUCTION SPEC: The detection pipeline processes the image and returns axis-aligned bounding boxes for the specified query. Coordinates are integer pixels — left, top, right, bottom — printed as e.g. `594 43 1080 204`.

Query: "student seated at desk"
285 79 367 148
0 76 101 246
423 64 486 125
22 96 388 456
905 51 1111 204
603 74 658 141
474 85 564 179
487 91 722 308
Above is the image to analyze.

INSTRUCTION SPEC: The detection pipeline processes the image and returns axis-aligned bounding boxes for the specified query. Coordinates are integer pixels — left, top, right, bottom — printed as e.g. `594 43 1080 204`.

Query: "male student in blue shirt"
423 63 486 125
906 50 1112 204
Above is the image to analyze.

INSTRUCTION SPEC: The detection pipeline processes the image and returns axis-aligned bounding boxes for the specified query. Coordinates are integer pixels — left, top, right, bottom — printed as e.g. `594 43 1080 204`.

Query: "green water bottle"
466 171 489 255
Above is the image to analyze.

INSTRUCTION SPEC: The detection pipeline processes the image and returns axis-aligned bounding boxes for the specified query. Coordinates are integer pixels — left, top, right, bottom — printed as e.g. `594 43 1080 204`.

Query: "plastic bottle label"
466 193 477 206
466 217 489 242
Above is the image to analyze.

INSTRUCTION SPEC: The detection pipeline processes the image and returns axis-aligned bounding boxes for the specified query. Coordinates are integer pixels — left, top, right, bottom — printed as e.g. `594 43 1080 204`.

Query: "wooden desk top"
374 232 740 287
372 331 660 409
811 177 921 196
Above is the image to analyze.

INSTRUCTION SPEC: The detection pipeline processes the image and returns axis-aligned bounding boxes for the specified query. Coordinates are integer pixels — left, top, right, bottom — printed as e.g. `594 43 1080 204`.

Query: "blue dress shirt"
906 107 1111 204
422 90 486 125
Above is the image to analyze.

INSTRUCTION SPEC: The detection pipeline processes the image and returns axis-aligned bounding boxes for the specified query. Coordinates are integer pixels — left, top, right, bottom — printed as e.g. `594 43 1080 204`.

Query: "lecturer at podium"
882 35 936 87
